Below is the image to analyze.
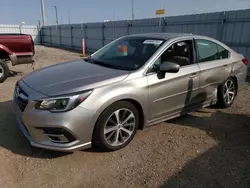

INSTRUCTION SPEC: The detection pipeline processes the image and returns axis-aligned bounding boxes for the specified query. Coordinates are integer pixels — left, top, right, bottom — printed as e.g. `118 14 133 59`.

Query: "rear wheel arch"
0 49 10 60
231 76 238 95
218 76 238 95
0 59 9 82
217 76 237 108
0 44 12 59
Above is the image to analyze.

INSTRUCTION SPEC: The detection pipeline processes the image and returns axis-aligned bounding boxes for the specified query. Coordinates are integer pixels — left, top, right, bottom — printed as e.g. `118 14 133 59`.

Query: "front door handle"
189 73 199 78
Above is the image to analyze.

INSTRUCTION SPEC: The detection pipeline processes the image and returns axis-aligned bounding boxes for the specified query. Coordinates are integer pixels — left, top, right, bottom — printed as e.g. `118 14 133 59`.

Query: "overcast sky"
1 0 250 25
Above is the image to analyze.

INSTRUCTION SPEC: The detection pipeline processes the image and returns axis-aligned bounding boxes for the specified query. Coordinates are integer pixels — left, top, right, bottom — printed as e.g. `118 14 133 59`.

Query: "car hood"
22 60 129 96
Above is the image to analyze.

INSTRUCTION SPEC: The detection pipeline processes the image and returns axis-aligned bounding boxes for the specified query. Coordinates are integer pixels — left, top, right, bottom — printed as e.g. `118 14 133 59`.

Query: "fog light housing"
36 127 76 144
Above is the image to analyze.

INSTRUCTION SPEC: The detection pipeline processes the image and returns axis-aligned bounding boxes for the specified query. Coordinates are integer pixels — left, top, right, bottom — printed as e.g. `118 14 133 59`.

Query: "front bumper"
13 99 98 152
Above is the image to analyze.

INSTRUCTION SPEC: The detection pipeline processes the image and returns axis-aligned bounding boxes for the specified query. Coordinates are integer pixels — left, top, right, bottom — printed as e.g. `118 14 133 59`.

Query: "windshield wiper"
83 56 91 62
86 58 114 69
84 57 129 70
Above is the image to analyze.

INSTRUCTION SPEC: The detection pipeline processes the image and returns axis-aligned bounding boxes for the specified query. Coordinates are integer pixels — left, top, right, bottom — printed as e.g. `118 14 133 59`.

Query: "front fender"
97 92 146 116
80 77 149 123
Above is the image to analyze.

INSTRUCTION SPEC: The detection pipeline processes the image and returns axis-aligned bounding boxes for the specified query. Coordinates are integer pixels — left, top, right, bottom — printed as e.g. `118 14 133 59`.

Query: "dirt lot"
0 46 250 188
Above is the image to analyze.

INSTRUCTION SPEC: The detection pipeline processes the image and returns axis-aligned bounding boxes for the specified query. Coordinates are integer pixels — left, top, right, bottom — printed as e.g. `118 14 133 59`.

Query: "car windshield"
87 37 165 71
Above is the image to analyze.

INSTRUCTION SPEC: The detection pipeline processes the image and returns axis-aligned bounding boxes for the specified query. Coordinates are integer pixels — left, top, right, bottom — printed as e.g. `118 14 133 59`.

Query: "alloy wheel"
104 108 136 146
223 79 235 104
0 65 3 78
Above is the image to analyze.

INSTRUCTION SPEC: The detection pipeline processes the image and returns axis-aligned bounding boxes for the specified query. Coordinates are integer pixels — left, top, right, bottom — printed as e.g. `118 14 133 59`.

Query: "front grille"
15 85 29 111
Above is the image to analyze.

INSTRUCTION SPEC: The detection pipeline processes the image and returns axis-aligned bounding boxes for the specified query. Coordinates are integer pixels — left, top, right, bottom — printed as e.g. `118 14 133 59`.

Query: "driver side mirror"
157 61 180 79
159 61 180 73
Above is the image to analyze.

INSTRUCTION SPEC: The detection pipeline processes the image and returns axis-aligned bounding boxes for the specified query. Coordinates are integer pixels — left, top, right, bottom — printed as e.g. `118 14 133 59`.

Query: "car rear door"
195 38 232 101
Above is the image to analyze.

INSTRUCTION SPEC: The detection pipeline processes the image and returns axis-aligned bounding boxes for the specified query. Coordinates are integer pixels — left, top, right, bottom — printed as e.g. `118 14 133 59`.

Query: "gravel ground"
0 46 250 188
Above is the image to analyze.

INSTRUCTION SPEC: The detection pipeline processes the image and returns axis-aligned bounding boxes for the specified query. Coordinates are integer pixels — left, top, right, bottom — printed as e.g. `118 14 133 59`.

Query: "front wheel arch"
91 99 145 147
95 98 146 130
121 99 145 130
91 100 140 151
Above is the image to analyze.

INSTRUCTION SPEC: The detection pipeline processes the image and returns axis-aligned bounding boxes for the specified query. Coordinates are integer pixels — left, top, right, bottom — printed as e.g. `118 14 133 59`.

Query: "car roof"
122 33 233 52
125 33 195 40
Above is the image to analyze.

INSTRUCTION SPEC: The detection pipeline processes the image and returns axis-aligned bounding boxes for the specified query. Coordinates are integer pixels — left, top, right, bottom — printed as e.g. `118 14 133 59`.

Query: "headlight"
35 90 92 112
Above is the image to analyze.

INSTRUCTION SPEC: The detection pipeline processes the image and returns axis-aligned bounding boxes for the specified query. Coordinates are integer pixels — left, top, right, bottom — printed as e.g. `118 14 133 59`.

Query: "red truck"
0 33 35 82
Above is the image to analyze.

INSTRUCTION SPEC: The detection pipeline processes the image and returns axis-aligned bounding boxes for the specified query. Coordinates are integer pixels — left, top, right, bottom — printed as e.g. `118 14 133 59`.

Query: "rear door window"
196 39 229 63
196 39 218 62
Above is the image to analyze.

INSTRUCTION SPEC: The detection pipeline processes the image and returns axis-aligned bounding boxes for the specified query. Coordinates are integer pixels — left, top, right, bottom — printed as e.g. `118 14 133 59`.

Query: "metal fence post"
39 26 42 44
217 12 227 42
127 22 130 35
19 25 22 34
164 17 167 33
102 23 105 47
112 21 115 40
70 25 73 49
161 18 165 32
50 27 52 46
84 24 87 52
59 26 61 47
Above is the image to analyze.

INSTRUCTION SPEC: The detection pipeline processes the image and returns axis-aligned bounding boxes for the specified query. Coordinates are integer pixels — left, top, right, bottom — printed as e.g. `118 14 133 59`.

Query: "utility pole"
38 20 41 28
41 0 46 25
131 0 135 20
68 10 71 24
54 6 59 27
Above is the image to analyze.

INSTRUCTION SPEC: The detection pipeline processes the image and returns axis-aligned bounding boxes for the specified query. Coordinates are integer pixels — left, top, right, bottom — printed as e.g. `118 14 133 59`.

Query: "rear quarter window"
217 45 229 59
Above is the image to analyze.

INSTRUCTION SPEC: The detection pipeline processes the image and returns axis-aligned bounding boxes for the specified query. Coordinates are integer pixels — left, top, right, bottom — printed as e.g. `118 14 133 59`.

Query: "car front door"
195 38 232 101
146 39 202 124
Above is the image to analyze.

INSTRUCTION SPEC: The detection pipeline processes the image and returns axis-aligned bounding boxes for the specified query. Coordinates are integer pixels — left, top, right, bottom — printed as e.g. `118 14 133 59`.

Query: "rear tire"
0 59 9 83
217 77 237 108
92 101 139 151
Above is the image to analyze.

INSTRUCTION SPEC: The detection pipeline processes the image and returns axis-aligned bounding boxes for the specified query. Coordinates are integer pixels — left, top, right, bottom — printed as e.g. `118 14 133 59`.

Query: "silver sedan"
13 33 248 152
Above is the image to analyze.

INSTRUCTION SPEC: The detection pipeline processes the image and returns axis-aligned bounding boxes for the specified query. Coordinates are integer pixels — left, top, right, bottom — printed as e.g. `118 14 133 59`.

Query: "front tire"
217 77 237 108
0 59 9 83
92 101 139 151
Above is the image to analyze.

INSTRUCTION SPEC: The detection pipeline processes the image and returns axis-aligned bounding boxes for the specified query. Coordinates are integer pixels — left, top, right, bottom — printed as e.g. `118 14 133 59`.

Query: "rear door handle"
223 65 228 70
189 73 199 78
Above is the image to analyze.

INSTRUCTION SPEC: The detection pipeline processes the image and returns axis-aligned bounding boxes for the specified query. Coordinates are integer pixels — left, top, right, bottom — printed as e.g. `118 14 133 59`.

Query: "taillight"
30 35 35 54
242 58 248 66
